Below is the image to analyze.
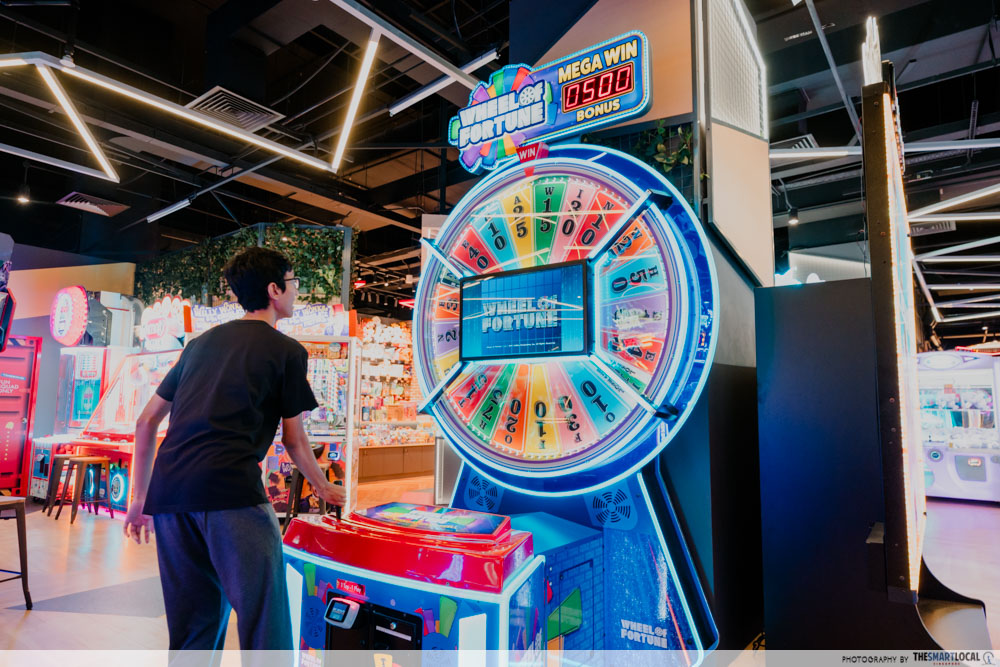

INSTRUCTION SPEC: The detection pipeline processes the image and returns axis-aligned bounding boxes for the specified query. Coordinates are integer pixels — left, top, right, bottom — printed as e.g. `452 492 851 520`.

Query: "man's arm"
282 413 346 508
123 394 171 544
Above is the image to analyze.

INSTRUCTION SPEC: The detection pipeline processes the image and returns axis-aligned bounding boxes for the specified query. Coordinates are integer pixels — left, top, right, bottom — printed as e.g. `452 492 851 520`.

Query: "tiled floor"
0 489 996 650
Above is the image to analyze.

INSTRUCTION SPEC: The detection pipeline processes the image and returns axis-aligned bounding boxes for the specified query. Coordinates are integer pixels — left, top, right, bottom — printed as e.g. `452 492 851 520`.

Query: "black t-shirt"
143 319 318 514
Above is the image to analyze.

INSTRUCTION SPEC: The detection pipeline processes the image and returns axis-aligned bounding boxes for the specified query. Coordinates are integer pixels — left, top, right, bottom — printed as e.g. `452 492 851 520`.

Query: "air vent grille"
56 192 130 217
585 482 638 530
185 86 285 133
769 134 820 151
910 220 957 237
464 473 502 512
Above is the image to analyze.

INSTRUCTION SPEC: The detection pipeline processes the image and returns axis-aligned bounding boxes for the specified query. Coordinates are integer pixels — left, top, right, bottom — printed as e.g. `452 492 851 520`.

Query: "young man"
123 247 345 651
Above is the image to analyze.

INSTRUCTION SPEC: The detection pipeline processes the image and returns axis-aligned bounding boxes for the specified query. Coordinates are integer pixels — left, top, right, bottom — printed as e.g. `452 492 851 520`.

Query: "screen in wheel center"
459 261 588 362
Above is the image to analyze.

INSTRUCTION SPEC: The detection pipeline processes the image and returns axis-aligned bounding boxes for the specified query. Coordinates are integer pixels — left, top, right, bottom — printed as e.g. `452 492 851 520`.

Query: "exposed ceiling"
754 0 1000 344
0 0 506 317
1 0 998 337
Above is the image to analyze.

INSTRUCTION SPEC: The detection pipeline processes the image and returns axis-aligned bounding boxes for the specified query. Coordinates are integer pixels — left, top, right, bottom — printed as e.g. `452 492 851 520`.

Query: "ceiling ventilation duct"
56 192 130 217
910 220 957 237
769 134 821 164
185 86 285 133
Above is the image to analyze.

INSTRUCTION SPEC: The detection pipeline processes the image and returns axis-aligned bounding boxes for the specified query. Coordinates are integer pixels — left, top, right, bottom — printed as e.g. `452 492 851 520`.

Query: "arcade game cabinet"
29 288 140 500
285 58 720 667
67 349 180 513
264 336 360 518
917 351 1000 502
756 56 991 649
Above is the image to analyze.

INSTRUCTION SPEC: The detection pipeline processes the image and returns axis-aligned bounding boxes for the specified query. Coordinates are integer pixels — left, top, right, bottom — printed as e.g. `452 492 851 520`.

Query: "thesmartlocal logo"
911 651 994 665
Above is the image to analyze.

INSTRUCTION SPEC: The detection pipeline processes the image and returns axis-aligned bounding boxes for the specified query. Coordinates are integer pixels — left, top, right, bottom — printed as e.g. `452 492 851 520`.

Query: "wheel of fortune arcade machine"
414 143 719 659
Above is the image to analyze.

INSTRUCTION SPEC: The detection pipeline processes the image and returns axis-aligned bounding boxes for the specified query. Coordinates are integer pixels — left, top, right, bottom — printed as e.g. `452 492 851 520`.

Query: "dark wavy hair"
222 247 292 312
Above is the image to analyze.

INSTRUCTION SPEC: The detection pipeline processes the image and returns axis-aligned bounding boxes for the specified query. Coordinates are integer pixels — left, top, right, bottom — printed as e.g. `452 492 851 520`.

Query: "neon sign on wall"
49 285 89 346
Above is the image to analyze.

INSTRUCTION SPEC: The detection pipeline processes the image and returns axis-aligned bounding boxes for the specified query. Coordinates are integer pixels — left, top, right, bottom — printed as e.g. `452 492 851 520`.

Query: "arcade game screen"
58 347 107 430
460 261 587 361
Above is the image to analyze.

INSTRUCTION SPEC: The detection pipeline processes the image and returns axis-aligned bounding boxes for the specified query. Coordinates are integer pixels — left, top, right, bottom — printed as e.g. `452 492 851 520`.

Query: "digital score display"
460 262 588 361
561 63 634 113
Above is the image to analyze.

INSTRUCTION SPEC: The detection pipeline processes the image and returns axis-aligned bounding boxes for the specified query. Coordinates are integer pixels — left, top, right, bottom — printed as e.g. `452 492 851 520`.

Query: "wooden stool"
0 497 31 610
43 453 74 515
54 456 112 524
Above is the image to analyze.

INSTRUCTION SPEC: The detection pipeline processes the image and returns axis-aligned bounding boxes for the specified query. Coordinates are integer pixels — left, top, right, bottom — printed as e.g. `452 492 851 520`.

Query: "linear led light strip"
910 213 1000 222
60 65 331 172
0 52 332 182
771 139 1000 161
0 56 118 181
36 65 119 182
881 92 922 592
332 30 380 173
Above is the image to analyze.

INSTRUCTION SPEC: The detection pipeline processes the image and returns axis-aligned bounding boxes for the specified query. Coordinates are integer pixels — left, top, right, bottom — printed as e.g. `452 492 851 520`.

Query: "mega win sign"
449 31 650 173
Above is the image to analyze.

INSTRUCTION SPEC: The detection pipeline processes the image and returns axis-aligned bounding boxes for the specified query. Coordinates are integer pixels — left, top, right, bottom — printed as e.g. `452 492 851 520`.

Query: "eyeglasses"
284 277 300 289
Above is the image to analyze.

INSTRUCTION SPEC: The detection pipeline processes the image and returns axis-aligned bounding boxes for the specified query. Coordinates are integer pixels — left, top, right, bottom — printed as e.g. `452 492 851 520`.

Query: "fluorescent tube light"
331 30 380 172
146 198 191 223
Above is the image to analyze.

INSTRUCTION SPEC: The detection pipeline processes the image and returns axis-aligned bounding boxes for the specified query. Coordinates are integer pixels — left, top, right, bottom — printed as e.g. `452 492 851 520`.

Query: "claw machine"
917 350 1000 502
264 335 361 519
69 349 182 512
28 287 140 500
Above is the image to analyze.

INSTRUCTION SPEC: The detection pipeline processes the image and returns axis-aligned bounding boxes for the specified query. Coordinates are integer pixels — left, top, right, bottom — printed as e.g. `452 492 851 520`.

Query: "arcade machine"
264 336 360 517
756 28 991 649
68 349 181 513
917 351 1000 502
284 31 719 665
28 287 140 501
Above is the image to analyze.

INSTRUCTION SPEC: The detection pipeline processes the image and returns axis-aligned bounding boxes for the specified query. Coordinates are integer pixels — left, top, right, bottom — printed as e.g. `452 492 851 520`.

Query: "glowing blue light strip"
460 354 590 367
588 353 656 413
421 237 466 278
653 463 719 653
587 189 653 261
636 474 706 665
285 563 304 667
418 360 467 414
448 462 465 507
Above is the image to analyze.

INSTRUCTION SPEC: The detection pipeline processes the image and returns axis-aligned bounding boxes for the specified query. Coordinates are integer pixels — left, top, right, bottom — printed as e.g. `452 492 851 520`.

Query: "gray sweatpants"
152 503 293 652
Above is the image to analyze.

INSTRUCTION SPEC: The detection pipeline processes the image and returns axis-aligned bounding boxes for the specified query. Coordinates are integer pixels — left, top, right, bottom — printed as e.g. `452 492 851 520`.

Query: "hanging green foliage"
583 120 693 174
134 223 349 306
